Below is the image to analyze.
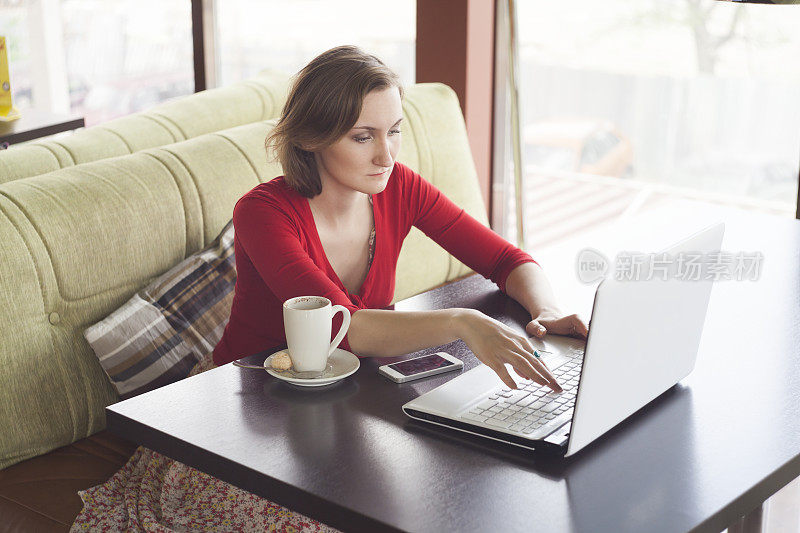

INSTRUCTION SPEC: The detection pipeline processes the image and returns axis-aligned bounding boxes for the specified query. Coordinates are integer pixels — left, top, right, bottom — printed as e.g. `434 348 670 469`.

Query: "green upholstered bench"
0 81 487 531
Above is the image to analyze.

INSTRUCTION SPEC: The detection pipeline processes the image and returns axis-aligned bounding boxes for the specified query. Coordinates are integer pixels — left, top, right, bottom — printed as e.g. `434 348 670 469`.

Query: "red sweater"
213 162 535 366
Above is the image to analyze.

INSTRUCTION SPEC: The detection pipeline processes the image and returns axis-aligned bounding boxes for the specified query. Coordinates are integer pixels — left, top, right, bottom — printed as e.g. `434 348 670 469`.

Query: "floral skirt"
70 353 341 533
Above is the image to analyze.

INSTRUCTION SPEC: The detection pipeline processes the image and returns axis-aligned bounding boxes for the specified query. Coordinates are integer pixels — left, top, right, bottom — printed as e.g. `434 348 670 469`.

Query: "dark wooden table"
106 211 800 533
0 109 84 145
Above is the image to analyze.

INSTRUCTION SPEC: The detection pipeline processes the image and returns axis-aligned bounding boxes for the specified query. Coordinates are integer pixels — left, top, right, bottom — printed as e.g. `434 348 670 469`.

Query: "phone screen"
388 354 455 376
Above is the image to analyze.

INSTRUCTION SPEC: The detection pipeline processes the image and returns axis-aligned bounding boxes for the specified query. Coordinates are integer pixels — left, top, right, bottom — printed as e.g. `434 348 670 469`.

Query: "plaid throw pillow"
85 221 235 399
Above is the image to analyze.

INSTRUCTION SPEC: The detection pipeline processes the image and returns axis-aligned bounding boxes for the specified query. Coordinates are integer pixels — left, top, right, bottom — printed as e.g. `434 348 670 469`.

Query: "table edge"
105 406 407 533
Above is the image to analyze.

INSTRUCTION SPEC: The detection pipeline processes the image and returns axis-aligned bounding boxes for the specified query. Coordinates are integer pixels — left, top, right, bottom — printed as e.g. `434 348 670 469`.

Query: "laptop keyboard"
460 357 583 435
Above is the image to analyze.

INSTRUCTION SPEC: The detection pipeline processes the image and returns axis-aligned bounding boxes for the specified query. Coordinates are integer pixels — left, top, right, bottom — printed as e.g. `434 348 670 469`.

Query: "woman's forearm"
504 262 561 318
346 292 562 390
347 308 474 357
348 262 560 357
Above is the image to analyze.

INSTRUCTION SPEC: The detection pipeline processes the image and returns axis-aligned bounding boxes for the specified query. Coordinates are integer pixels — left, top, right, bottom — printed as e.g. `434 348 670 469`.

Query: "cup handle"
328 305 351 356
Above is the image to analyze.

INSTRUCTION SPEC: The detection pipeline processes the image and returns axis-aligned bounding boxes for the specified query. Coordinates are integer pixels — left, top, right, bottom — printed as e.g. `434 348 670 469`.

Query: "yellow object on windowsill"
0 36 20 122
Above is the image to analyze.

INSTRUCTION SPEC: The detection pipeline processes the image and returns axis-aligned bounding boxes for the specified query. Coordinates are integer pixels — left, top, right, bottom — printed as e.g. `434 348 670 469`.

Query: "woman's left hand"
526 308 588 340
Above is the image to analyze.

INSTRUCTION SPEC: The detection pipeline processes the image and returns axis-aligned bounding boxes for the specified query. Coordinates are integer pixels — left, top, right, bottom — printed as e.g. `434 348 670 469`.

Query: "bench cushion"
85 222 236 399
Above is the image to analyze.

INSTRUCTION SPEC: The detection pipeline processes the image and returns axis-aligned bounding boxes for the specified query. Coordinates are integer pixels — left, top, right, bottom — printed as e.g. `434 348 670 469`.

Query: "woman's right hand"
452 309 562 392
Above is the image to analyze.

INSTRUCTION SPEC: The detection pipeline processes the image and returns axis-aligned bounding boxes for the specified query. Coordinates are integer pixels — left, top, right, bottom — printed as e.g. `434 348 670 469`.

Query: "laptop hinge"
543 421 571 448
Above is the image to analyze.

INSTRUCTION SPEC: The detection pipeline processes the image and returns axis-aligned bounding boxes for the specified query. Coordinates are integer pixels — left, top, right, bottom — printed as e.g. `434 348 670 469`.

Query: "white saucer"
264 348 360 387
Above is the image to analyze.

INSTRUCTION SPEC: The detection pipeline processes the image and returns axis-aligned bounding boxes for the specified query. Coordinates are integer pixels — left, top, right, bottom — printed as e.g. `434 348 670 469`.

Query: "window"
1 0 194 126
505 0 800 248
213 0 416 87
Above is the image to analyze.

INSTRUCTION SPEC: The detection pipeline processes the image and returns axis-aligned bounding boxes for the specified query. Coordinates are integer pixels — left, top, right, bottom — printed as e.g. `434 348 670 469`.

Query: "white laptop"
403 223 725 458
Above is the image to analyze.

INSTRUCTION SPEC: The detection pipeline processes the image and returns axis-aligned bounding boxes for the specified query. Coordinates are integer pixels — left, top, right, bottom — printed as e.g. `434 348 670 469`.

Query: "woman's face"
314 86 403 197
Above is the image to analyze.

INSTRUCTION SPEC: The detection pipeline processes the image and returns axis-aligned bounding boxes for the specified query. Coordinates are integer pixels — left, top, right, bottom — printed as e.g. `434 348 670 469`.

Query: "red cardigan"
213 162 535 366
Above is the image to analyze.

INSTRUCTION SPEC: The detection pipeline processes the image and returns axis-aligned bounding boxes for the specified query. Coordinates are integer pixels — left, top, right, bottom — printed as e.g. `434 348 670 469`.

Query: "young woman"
213 45 588 392
72 46 587 532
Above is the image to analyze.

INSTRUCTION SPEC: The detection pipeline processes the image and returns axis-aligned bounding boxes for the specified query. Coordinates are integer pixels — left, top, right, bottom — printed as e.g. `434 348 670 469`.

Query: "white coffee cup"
283 296 351 373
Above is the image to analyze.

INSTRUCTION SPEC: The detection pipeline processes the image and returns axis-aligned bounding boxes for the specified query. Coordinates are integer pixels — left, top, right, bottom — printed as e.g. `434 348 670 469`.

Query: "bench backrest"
0 71 289 184
0 82 486 470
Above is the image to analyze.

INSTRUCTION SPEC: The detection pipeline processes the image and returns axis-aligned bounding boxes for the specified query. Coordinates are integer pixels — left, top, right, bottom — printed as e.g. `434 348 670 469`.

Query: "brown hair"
266 45 403 198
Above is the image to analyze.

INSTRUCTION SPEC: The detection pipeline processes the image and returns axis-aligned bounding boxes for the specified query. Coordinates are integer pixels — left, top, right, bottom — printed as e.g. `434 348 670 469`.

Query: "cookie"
271 350 293 371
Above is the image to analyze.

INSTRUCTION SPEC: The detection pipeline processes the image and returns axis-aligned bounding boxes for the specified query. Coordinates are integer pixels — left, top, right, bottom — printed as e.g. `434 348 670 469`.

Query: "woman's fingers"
507 351 550 388
526 320 547 338
514 338 560 389
507 347 562 392
536 314 589 340
560 315 588 339
495 353 561 392
512 367 530 381
466 312 573 392
573 316 589 339
483 350 561 392
489 361 520 390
